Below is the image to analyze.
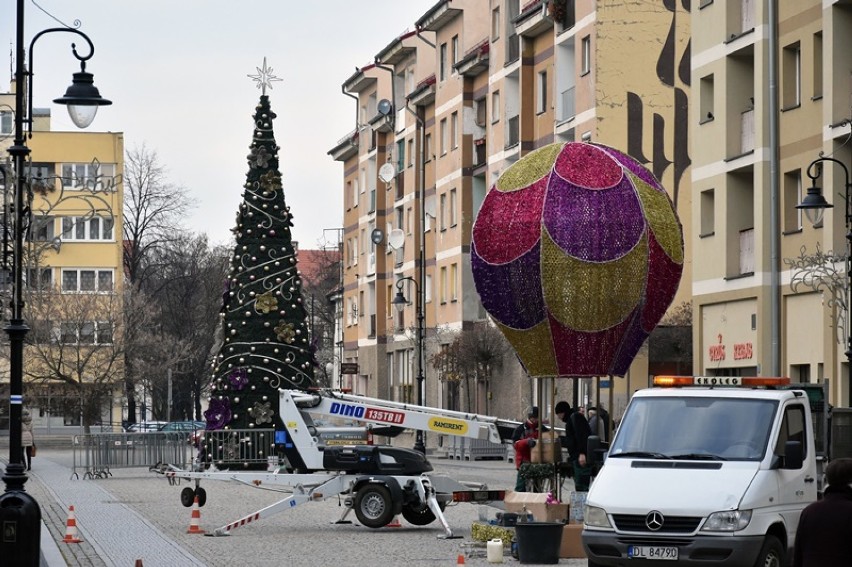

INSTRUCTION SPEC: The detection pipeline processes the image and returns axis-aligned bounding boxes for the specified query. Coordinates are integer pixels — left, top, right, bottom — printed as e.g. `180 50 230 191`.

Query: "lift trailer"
155 389 519 537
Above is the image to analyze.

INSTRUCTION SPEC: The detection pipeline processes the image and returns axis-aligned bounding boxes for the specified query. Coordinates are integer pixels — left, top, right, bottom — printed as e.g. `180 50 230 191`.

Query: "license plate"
628 546 678 560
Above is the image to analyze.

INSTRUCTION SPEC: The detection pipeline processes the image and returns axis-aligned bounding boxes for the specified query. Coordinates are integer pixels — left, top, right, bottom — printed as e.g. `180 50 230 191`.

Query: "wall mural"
626 0 691 209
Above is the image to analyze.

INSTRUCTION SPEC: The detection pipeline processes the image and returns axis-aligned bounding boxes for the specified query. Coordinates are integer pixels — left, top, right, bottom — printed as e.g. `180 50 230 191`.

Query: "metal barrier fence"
72 432 192 480
440 435 508 461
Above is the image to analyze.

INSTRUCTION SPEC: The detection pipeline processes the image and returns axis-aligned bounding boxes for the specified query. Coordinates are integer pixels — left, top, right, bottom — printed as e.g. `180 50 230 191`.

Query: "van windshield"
609 396 777 461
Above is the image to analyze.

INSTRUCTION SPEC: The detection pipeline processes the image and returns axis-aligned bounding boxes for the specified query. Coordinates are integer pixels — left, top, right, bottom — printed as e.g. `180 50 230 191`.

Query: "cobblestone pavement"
8 448 590 567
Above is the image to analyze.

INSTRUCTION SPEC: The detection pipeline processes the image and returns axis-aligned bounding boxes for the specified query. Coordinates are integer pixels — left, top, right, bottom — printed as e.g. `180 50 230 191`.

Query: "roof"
297 248 340 286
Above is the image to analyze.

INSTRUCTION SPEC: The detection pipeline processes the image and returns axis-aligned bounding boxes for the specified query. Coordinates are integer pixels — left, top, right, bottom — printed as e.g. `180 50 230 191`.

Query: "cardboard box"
559 522 586 558
504 491 569 522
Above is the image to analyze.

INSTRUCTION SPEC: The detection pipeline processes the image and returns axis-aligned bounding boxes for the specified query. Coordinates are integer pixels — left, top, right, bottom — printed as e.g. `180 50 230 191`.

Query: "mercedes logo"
645 510 664 531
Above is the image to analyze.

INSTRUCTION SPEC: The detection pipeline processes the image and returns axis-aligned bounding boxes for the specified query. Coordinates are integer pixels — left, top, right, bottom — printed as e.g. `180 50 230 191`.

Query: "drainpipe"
415 26 436 49
768 0 781 376
374 59 396 133
341 84 359 130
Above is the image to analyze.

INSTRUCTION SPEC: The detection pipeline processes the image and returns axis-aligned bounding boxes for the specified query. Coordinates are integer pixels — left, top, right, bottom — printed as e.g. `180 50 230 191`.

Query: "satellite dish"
377 99 393 116
371 228 384 245
387 229 405 250
379 163 396 184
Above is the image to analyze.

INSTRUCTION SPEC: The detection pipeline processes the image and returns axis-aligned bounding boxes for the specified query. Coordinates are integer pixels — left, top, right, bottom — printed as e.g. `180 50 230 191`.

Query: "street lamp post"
796 152 852 361
1 2 110 564
392 276 425 454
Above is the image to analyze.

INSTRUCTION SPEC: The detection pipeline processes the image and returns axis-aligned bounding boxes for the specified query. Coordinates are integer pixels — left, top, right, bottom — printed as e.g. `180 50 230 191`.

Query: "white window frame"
61 215 115 241
537 70 547 114
61 268 114 293
449 188 458 227
61 162 115 191
581 36 591 75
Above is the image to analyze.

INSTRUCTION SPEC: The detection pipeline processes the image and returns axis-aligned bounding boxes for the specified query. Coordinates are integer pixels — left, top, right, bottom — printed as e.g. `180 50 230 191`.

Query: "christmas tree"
206 61 314 448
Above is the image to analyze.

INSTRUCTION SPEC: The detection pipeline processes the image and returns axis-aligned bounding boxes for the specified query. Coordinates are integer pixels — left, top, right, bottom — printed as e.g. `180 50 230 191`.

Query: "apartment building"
329 0 692 429
691 0 851 407
0 88 125 428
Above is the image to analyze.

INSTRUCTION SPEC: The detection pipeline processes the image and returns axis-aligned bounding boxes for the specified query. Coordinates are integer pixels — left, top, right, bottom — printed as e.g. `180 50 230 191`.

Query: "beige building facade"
330 0 692 433
691 0 851 407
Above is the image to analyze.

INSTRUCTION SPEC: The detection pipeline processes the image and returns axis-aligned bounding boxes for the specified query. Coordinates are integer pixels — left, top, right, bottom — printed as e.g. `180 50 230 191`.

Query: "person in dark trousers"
511 406 541 492
555 400 592 491
793 457 852 567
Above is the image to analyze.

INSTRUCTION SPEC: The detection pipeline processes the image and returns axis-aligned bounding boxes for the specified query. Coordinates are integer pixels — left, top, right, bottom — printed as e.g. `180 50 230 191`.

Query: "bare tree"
24 290 126 432
142 234 229 419
122 144 192 422
123 144 192 289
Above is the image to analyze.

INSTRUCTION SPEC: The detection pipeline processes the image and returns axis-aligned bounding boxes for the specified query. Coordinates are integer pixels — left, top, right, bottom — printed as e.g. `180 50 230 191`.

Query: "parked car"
160 420 206 433
125 421 167 432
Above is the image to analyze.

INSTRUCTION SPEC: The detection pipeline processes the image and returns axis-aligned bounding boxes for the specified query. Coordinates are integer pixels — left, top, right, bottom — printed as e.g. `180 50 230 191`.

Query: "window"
407 139 414 167
352 178 359 208
451 112 458 150
491 7 501 40
0 111 11 135
452 35 459 66
25 268 52 290
581 36 591 75
782 42 801 109
352 236 358 265
812 32 822 99
61 216 114 241
450 263 458 301
700 189 715 236
406 207 412 235
537 70 548 114
491 91 501 124
700 74 715 122
440 192 447 230
61 269 113 293
346 181 352 209
440 42 448 81
30 215 55 242
358 290 364 319
396 140 405 172
475 98 487 127
783 170 803 232
775 404 807 462
61 163 115 190
425 134 433 161
425 274 432 303
440 118 448 155
440 266 448 303
449 188 457 227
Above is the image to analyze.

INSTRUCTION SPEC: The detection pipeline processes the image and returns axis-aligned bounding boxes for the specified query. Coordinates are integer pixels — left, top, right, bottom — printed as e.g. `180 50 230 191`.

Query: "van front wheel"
754 535 784 567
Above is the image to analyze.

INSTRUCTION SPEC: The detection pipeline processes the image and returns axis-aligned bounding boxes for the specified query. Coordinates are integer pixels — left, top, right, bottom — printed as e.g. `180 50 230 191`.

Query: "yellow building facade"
1 89 125 429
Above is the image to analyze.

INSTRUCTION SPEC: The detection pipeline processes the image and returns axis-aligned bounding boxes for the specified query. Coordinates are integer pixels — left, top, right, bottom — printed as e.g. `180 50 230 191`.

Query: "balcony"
328 129 359 161
343 65 377 94
416 1 463 32
515 1 552 38
505 116 520 149
455 39 490 78
408 74 436 107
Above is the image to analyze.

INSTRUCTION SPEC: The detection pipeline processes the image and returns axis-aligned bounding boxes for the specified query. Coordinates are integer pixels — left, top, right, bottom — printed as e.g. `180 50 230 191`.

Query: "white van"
582 376 818 566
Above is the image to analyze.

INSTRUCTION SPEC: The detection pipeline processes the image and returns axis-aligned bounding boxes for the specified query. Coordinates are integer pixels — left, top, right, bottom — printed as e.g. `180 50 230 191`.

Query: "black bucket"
515 521 564 564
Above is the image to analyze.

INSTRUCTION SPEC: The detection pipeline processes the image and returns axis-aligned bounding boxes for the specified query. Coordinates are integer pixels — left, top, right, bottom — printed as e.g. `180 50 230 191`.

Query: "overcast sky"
1 0 435 249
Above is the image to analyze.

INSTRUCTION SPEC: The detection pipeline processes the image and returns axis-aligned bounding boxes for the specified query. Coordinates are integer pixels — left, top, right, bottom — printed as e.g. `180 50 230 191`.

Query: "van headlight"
701 510 752 532
584 505 612 528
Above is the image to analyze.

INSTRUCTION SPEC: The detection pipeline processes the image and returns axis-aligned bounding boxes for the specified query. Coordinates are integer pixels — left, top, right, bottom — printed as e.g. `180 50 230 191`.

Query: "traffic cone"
62 505 82 543
186 495 205 534
386 515 402 528
456 553 465 565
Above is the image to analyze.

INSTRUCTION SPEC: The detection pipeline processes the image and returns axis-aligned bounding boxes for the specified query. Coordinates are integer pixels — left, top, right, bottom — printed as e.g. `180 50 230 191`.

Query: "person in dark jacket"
511 406 541 491
555 400 592 491
793 458 852 567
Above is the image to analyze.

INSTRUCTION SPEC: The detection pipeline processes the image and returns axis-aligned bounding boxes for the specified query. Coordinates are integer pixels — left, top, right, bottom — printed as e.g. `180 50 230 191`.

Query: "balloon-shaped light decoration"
471 142 683 377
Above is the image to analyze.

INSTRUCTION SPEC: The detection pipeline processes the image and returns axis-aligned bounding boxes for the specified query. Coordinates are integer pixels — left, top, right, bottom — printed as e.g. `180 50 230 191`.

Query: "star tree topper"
248 57 283 95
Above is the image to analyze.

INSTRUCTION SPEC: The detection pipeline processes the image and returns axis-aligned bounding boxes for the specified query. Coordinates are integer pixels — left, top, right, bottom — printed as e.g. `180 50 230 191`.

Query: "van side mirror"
783 440 803 469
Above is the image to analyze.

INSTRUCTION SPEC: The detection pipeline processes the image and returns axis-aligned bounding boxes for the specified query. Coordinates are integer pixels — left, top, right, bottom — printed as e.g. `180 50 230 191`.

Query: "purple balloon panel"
471 241 545 330
543 174 646 262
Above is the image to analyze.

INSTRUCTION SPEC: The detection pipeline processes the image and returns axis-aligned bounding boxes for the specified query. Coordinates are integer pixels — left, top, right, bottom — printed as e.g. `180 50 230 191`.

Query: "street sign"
340 363 359 375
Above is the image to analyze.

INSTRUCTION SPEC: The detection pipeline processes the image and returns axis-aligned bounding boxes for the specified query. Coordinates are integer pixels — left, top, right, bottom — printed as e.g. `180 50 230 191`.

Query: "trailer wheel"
401 501 446 526
354 484 395 528
180 487 195 507
753 535 783 567
195 487 207 507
